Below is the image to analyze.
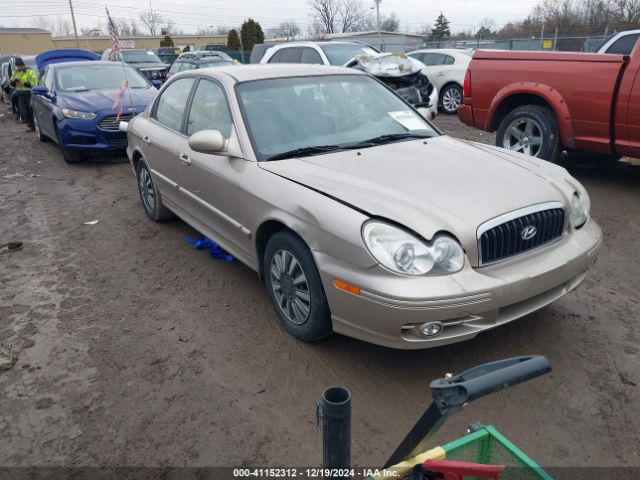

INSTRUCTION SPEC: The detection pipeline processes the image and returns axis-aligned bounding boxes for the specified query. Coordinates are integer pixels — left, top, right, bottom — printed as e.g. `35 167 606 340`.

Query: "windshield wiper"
265 145 354 161
347 132 432 147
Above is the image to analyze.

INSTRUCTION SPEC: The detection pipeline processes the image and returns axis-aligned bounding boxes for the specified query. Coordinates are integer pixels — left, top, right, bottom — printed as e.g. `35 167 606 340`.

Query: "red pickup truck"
458 43 640 162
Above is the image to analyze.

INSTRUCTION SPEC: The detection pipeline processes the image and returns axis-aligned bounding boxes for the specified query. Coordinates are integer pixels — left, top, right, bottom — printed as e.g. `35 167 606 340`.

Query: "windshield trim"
234 73 441 162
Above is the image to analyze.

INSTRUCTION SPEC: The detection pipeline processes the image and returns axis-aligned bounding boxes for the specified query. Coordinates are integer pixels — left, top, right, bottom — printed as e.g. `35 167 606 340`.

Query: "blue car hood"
58 88 157 114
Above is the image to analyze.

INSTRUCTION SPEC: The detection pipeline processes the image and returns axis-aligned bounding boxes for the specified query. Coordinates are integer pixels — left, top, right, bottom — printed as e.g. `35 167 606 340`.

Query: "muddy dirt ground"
1 111 639 476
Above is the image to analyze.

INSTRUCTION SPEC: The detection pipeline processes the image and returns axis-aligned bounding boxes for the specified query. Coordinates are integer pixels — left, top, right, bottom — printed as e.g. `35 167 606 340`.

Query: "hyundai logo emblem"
521 225 537 240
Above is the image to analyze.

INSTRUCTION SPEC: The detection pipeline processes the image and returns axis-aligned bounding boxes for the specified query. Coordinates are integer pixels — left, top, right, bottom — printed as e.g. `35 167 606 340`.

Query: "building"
0 28 228 55
323 31 427 52
0 28 55 54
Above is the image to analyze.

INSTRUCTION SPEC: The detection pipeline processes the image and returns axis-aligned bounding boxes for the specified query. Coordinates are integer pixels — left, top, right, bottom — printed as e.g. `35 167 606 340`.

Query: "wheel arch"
487 84 575 149
255 220 302 283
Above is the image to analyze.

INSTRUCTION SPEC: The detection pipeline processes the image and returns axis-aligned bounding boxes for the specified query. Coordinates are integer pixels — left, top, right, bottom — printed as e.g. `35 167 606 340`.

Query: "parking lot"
1 111 639 472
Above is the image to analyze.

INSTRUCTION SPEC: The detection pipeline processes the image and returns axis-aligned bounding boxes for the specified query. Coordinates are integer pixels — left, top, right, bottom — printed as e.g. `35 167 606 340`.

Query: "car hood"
58 88 157 113
259 135 579 266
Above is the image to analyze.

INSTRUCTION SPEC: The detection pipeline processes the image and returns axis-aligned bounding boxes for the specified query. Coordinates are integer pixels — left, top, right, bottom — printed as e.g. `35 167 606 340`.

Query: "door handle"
179 153 191 166
142 136 152 144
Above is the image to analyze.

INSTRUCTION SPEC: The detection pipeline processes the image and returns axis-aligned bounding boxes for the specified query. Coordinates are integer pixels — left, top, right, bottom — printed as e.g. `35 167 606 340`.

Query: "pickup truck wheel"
264 231 332 343
497 105 560 162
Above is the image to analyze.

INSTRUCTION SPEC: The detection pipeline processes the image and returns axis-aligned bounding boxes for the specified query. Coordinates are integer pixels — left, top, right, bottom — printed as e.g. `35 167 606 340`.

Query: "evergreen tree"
227 29 241 50
240 19 264 52
431 12 451 40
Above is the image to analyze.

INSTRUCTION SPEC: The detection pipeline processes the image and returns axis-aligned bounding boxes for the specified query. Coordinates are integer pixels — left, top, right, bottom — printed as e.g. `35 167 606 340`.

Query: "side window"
301 48 323 64
186 79 232 138
422 53 443 66
153 77 195 132
181 62 197 72
37 68 47 87
169 62 181 74
279 47 303 63
101 51 109 60
606 34 640 55
443 55 455 65
268 49 284 63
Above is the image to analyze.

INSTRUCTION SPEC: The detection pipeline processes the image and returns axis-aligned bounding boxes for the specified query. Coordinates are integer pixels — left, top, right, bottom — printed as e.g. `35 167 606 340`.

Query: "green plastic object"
442 426 552 480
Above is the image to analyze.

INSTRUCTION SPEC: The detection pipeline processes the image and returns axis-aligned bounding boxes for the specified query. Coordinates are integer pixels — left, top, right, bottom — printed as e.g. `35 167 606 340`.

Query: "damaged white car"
259 41 438 120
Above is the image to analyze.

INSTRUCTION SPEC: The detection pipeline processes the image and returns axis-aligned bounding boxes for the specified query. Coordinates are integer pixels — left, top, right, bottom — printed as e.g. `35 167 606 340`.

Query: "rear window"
606 33 640 54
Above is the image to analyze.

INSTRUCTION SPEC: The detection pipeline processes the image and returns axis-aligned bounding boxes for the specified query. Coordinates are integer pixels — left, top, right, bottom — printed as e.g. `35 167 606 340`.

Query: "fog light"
419 321 443 337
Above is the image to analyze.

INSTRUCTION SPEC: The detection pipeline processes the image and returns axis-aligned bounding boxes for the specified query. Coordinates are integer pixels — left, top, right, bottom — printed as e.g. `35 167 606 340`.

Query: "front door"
142 76 196 207
177 77 253 258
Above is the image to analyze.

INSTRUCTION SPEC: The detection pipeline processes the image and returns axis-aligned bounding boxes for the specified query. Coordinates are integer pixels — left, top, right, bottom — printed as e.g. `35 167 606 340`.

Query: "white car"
260 41 439 120
407 49 472 114
597 29 640 54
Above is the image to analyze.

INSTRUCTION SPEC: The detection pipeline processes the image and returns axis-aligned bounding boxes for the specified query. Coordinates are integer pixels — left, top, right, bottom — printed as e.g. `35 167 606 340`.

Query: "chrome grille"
478 203 565 265
98 114 135 131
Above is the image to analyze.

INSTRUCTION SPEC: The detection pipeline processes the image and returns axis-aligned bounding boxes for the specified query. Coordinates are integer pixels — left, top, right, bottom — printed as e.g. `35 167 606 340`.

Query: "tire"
263 230 332 342
33 114 49 142
136 159 174 222
440 83 463 114
496 105 561 162
54 122 85 164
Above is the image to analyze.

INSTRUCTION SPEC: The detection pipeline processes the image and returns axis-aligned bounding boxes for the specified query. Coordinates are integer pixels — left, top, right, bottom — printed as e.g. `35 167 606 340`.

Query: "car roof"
196 63 363 82
52 60 129 69
273 41 368 48
409 48 470 55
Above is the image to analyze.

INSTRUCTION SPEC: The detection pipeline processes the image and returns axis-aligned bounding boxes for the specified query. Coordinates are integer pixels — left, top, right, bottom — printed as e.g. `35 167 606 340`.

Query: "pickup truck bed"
459 47 640 161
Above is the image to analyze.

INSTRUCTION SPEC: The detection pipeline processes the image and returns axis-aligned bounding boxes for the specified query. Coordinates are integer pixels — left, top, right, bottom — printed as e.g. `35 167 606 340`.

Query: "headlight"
62 108 96 120
569 191 590 228
362 221 465 276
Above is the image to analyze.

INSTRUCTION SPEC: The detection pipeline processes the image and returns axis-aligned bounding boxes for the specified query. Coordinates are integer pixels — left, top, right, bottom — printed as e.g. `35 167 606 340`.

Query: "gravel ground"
1 110 639 476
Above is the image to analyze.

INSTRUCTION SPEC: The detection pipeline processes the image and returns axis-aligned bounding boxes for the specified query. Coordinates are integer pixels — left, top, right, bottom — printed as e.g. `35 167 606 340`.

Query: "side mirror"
151 79 163 88
188 129 227 154
32 85 48 96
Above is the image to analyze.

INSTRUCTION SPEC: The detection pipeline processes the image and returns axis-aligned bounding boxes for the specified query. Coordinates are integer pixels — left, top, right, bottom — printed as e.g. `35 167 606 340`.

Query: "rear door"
142 76 196 207
177 77 253 256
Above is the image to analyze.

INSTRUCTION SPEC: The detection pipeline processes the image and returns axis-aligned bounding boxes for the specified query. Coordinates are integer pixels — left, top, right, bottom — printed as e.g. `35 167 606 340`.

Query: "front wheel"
33 114 49 142
440 84 463 114
264 231 332 342
496 105 561 162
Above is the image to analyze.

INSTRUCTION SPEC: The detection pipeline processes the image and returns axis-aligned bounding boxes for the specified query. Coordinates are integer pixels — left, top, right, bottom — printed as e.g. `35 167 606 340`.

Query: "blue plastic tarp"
35 49 99 71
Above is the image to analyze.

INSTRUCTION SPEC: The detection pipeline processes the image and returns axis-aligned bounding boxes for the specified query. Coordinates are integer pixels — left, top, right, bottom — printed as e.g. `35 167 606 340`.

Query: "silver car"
123 64 602 349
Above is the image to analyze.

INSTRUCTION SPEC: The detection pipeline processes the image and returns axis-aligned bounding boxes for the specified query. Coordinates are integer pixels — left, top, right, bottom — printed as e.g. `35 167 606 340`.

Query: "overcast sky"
4 0 542 34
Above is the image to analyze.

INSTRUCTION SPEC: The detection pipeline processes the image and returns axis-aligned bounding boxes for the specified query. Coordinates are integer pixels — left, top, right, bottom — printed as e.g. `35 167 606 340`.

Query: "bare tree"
275 20 302 40
31 15 54 32
339 0 367 32
55 18 73 37
308 0 340 34
359 11 401 32
139 9 164 35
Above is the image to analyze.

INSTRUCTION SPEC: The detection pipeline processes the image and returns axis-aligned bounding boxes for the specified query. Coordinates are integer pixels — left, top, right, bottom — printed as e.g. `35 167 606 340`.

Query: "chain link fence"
364 35 611 54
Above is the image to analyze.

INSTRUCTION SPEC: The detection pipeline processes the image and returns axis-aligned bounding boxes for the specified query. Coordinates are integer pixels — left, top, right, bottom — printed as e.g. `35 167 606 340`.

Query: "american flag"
106 8 120 60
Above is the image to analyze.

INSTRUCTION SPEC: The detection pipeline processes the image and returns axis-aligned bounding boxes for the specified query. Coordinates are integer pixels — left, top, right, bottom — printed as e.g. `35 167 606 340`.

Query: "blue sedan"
31 61 157 163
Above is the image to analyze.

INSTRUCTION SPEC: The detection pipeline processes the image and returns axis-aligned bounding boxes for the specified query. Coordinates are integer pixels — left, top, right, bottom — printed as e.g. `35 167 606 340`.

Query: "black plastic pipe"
320 386 351 474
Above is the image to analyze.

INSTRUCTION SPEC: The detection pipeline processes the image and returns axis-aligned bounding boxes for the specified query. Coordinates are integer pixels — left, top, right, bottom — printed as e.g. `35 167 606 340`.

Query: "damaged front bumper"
350 52 438 119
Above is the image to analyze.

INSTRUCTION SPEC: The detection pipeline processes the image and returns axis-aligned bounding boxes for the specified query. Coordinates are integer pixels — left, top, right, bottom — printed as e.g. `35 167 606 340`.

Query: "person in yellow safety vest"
10 57 37 131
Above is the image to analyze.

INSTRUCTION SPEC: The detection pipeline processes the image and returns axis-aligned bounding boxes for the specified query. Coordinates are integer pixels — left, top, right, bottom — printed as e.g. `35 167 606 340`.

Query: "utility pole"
68 0 80 48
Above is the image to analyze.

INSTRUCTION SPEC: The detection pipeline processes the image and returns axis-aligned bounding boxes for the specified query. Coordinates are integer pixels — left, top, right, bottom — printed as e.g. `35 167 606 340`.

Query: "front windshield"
236 74 437 161
122 50 162 64
320 44 378 65
56 65 150 92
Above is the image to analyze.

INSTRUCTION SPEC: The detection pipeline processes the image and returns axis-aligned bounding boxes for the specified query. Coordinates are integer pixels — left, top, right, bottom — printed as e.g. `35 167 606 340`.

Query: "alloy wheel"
139 167 155 213
502 117 544 156
270 249 311 325
442 86 462 113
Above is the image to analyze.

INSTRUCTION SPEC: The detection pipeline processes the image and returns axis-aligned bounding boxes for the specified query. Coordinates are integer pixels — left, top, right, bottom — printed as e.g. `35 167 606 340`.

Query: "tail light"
463 69 471 97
